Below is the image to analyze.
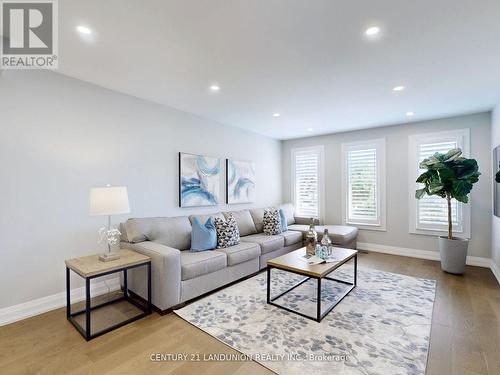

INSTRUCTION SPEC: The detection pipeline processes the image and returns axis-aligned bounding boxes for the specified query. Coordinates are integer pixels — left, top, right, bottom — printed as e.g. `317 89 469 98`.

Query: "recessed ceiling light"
307 128 313 132
406 111 415 117
76 25 92 35
209 84 220 92
273 113 281 118
365 27 380 36
393 85 405 92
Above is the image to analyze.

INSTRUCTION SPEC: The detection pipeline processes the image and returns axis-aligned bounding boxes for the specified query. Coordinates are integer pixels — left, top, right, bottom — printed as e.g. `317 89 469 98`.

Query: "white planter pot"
438 236 469 274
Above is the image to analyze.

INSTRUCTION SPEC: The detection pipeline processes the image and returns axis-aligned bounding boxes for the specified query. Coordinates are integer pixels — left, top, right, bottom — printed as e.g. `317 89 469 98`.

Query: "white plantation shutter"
348 148 378 221
292 147 323 219
409 129 470 237
342 139 386 229
417 141 460 230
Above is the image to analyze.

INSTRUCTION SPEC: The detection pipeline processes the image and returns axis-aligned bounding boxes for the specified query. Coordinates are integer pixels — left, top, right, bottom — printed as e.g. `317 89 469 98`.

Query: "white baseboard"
357 242 492 268
491 261 500 285
0 277 121 327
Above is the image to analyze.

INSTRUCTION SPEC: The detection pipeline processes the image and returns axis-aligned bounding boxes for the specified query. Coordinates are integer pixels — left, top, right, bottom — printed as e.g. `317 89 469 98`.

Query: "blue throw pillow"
279 208 288 232
191 217 217 252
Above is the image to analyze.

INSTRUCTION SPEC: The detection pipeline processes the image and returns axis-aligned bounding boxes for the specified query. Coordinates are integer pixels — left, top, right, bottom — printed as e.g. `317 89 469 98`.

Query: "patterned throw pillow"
263 208 282 235
214 214 240 248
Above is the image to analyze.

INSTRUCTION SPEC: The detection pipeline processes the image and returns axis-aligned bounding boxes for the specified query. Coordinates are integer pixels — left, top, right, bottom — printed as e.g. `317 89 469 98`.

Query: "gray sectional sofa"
120 203 358 312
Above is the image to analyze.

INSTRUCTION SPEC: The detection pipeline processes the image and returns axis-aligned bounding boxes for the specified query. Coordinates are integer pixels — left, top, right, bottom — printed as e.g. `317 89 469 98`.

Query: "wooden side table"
65 249 152 341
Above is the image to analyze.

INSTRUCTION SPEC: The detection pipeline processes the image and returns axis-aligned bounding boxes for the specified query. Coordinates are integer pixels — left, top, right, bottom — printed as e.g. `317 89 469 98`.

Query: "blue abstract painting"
226 159 256 204
179 153 221 207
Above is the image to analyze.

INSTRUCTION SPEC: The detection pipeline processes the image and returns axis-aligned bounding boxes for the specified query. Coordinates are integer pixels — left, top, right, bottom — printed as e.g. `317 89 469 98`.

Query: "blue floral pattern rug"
175 264 436 375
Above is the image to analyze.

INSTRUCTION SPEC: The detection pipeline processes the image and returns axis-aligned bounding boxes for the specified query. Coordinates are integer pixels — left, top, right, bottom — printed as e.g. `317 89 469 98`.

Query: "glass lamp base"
98 252 121 262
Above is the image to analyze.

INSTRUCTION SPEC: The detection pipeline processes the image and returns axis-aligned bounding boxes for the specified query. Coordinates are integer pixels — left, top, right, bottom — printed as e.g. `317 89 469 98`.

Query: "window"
291 146 324 220
408 129 470 237
341 139 386 230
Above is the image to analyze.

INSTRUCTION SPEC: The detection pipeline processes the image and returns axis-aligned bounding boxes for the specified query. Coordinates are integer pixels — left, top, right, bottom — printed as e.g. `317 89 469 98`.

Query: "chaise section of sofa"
287 223 358 249
277 203 359 249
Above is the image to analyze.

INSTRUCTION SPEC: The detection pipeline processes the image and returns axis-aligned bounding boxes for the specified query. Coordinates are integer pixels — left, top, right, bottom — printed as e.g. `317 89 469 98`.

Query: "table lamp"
89 185 130 261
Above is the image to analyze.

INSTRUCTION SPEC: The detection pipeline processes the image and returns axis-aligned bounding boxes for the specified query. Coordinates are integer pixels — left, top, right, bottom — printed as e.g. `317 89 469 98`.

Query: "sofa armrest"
121 241 181 311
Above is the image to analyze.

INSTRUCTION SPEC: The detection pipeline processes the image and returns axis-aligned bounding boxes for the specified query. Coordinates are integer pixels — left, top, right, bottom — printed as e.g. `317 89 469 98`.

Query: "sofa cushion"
241 233 284 254
286 224 309 236
214 242 260 266
124 216 192 250
190 217 217 252
279 230 303 246
249 207 266 233
180 250 227 281
277 203 296 225
287 224 358 246
223 210 257 236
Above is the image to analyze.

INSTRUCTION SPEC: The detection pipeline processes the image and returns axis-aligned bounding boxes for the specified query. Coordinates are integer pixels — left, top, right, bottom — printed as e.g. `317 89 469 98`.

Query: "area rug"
174 265 436 375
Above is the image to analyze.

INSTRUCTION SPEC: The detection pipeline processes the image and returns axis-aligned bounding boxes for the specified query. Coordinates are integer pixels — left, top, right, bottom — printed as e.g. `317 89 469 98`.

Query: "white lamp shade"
89 186 130 215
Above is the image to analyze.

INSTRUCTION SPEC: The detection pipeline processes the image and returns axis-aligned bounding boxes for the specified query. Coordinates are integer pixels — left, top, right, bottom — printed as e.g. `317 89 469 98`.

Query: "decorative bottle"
320 228 333 258
305 218 318 256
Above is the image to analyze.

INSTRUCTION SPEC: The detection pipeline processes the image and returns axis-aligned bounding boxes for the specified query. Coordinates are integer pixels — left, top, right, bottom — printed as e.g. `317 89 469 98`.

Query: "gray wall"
282 113 492 258
491 105 500 270
0 70 282 308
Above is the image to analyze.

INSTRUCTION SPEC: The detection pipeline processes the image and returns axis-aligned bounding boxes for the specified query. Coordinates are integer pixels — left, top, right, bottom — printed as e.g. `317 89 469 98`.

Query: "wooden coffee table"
267 247 357 322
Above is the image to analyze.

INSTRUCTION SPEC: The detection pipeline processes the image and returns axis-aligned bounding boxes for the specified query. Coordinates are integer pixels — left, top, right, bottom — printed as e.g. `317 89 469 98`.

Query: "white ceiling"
58 0 500 140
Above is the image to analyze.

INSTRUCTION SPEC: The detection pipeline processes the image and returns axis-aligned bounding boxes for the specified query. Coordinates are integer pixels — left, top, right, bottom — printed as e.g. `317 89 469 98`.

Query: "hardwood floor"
0 252 499 375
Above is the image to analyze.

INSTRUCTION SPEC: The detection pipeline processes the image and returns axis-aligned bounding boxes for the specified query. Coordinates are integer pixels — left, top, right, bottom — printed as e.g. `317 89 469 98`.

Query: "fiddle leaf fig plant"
415 148 480 240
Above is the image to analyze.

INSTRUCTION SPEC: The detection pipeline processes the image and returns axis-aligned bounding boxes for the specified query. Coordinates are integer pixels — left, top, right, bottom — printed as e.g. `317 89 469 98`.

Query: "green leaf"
416 172 430 183
428 181 444 194
454 159 478 179
431 162 446 170
438 168 454 182
455 195 469 204
453 180 473 197
443 148 462 162
415 188 427 199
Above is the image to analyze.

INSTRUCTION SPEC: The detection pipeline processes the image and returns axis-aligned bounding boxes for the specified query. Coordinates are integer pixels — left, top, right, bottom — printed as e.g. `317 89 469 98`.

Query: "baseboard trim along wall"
0 277 121 327
491 261 500 285
357 242 492 268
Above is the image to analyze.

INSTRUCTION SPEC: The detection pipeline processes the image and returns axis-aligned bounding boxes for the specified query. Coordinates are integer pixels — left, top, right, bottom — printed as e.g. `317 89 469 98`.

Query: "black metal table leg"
354 254 357 286
66 267 71 319
266 267 271 303
123 269 128 299
85 278 91 341
147 262 152 314
317 277 322 322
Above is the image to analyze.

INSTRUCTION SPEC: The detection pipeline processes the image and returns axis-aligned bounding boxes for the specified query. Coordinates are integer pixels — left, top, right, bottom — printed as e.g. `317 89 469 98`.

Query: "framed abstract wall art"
179 152 221 207
226 159 256 204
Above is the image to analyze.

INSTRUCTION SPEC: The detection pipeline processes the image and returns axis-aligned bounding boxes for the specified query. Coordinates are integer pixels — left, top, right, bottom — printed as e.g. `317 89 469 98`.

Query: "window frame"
291 145 325 222
341 138 386 231
408 128 471 238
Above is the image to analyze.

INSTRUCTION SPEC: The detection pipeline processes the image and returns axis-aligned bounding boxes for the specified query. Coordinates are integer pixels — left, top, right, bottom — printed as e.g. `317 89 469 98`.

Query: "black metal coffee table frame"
66 261 152 341
266 254 357 322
